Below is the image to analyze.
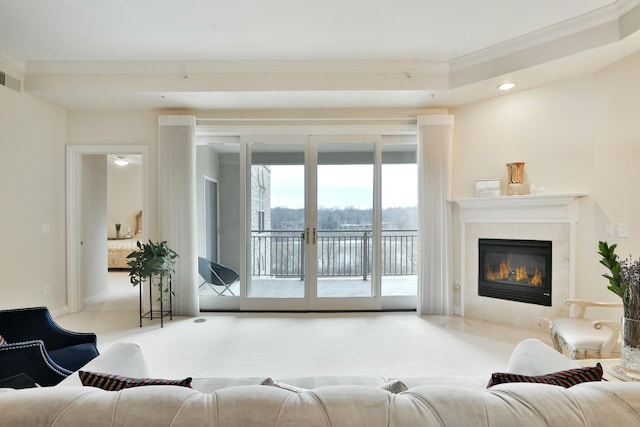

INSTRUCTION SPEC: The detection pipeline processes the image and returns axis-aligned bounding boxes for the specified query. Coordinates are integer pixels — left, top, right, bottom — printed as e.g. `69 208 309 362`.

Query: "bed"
108 211 143 269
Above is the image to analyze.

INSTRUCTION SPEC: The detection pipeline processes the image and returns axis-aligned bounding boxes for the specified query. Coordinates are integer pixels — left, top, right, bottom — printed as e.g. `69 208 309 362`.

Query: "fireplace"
478 239 552 306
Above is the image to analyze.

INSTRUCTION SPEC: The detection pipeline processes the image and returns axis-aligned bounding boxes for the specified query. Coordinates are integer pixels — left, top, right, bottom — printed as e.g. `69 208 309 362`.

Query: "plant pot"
621 317 640 372
146 258 169 273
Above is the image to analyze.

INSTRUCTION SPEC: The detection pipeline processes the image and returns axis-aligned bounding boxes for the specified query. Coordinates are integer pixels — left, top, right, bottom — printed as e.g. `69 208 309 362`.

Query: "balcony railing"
250 229 417 279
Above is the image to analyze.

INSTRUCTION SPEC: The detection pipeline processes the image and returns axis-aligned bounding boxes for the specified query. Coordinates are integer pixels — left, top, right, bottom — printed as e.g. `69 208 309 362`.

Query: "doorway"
66 145 149 313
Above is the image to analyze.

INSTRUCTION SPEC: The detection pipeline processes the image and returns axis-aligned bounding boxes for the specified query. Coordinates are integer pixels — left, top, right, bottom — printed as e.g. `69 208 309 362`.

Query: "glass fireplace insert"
478 238 552 306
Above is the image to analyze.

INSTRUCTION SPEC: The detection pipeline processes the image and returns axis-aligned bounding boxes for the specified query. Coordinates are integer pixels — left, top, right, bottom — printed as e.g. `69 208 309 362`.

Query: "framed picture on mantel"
475 179 501 197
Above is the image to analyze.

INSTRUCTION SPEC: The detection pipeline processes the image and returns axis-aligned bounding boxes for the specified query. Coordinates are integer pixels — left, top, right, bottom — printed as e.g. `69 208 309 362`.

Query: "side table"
578 358 640 382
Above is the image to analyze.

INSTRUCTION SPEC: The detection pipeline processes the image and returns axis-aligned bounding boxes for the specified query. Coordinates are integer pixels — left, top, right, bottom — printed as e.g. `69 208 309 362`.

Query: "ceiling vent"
0 70 22 92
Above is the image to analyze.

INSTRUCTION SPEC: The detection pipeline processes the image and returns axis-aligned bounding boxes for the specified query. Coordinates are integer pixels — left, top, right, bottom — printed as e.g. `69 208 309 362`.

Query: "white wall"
0 85 67 311
107 160 142 237
451 50 640 314
67 111 158 239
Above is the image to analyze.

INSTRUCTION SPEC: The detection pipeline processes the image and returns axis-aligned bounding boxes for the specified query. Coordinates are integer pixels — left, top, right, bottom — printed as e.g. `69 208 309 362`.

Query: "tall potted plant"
127 240 179 325
598 241 640 371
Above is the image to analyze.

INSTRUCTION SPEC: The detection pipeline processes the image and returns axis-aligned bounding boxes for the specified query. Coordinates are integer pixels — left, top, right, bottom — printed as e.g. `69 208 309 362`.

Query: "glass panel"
198 145 242 300
316 143 374 298
381 143 418 296
249 143 305 298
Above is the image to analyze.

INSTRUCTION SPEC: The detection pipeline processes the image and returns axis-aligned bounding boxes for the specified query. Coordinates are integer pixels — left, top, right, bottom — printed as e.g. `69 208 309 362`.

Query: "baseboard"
49 305 70 318
84 292 108 307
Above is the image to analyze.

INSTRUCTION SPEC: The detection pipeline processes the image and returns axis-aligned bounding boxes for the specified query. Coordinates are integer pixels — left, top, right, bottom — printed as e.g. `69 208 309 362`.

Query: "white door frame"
66 144 149 313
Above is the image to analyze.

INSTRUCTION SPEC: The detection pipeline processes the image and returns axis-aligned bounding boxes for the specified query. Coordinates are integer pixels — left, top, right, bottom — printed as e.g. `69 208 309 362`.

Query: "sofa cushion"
487 363 603 388
49 343 99 372
274 375 386 389
261 378 308 393
393 376 489 390
78 371 192 391
190 377 271 393
378 380 408 393
59 343 149 386
261 377 408 394
506 338 580 375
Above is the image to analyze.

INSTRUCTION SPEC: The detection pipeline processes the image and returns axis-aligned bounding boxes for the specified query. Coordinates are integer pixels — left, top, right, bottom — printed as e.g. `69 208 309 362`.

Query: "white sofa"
1 339 640 426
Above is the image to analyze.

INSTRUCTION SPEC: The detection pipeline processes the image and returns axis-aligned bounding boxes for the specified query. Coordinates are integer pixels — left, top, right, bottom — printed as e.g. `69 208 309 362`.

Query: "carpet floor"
56 309 550 380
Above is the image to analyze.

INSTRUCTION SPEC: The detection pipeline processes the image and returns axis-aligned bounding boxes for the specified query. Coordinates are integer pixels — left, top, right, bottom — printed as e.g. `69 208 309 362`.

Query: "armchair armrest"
0 307 97 350
0 340 72 387
564 299 623 319
592 320 622 358
58 343 149 386
507 339 580 375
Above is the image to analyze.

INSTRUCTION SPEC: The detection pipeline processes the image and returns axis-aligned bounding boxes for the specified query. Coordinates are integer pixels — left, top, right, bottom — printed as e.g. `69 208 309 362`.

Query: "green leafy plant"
127 240 179 300
598 241 640 320
598 241 625 299
599 241 640 355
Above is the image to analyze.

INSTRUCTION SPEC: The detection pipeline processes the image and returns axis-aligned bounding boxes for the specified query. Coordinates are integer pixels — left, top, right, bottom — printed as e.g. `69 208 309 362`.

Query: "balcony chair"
198 257 239 296
542 299 623 359
0 306 99 387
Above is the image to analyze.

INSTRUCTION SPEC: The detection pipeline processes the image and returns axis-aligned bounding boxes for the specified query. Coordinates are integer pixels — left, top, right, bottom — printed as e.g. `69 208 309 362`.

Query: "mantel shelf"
452 193 588 224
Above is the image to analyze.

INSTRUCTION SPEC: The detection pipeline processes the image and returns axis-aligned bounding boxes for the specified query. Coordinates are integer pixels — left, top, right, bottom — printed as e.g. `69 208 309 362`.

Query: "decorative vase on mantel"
506 162 528 195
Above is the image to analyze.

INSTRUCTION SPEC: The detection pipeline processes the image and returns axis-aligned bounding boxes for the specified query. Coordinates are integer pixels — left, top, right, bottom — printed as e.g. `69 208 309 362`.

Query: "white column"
158 115 198 316
417 114 455 315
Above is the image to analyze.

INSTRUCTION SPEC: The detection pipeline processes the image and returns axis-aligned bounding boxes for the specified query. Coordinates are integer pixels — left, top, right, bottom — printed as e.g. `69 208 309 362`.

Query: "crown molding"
617 0 640 14
25 59 450 76
0 48 25 73
450 0 640 72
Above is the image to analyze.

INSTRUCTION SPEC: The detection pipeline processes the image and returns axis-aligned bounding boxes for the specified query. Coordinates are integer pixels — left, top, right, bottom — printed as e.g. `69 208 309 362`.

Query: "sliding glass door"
197 133 417 311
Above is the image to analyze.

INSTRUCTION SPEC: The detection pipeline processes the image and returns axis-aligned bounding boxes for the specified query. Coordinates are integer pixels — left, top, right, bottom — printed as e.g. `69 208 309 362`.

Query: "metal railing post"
362 231 368 280
300 231 305 280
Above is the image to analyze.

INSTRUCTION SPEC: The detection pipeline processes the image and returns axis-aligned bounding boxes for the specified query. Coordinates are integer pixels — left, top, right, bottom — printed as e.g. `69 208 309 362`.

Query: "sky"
269 164 417 210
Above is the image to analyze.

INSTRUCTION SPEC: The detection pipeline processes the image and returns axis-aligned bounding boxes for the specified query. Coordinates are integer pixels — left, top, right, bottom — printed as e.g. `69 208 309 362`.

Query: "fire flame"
486 259 543 286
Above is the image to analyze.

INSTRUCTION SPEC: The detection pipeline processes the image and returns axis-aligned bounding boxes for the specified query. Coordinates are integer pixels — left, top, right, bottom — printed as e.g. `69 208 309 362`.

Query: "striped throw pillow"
0 335 7 346
79 371 192 391
487 363 603 388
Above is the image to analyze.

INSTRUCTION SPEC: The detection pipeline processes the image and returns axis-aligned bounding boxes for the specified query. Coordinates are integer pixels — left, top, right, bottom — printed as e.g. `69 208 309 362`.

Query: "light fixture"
114 156 128 166
497 82 516 91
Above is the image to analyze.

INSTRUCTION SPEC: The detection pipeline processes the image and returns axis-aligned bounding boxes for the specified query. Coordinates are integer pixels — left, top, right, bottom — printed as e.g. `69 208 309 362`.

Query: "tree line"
271 206 417 230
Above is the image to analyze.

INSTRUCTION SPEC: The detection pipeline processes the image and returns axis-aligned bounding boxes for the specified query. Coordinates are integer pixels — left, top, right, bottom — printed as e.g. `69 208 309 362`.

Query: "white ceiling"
1 0 640 110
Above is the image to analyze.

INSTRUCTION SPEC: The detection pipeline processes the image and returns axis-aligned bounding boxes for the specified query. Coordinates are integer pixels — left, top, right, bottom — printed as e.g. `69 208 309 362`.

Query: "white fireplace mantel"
453 193 588 224
452 193 588 318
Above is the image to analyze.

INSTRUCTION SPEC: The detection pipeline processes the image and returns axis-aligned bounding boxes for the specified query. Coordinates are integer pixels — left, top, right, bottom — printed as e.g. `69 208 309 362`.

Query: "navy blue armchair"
0 306 99 386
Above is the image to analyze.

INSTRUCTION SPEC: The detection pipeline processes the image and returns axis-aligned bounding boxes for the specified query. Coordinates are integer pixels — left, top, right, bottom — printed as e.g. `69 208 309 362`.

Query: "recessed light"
498 82 516 91
114 157 129 166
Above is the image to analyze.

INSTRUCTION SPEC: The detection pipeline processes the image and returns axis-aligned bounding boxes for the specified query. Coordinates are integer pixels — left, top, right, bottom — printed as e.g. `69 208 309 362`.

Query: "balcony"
199 230 418 298
252 228 417 277
238 229 417 297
